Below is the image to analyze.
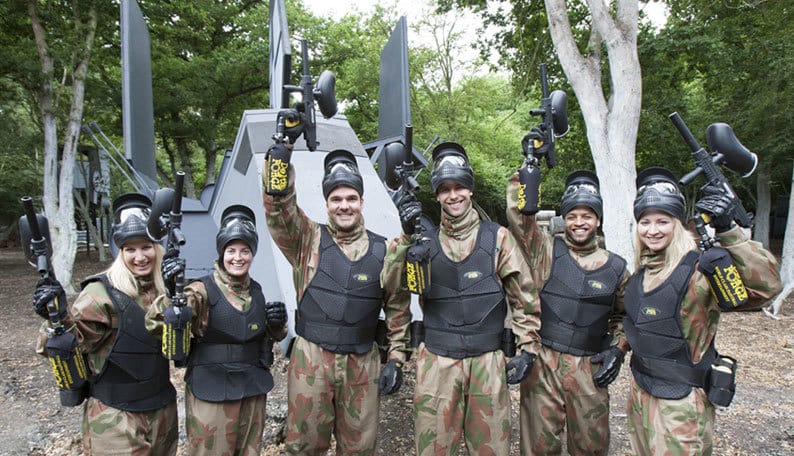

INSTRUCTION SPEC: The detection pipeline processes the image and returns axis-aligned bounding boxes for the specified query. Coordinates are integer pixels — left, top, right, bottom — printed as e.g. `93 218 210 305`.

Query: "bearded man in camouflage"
398 142 541 456
263 146 411 456
506 157 630 454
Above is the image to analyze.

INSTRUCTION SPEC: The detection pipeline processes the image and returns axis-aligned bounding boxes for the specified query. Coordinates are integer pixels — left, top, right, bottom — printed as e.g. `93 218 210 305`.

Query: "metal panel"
120 0 158 194
378 16 410 140
269 0 292 109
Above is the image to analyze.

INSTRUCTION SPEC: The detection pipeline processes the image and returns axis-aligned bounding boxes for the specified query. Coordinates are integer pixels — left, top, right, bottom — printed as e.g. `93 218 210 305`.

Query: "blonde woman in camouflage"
625 167 781 454
34 193 178 455
146 204 288 455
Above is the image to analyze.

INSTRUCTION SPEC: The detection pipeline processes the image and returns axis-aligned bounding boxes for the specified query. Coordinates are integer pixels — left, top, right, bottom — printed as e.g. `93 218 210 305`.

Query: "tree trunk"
29 1 98 293
204 140 218 187
765 164 794 317
74 190 108 262
754 167 771 248
545 0 641 268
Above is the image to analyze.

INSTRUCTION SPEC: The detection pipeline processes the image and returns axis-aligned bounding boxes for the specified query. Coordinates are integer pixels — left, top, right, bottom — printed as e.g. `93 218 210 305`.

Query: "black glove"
506 351 535 384
695 186 736 232
521 125 549 158
265 301 287 328
33 277 67 321
591 346 625 388
161 252 185 293
398 194 422 236
278 109 303 144
379 359 403 395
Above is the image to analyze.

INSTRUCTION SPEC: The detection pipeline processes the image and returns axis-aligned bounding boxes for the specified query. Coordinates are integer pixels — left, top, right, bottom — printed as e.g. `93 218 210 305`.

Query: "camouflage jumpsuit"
146 262 288 455
400 203 541 456
506 172 630 455
262 166 411 456
626 226 781 455
38 276 178 456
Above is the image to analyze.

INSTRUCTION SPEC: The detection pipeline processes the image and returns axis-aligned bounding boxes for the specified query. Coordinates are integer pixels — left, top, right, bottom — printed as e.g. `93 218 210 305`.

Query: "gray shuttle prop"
118 0 423 353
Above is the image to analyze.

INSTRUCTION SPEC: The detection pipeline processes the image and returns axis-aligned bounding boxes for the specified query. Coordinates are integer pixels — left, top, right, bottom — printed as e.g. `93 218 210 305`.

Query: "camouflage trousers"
519 345 611 456
285 336 380 456
81 397 178 456
414 344 510 456
626 378 715 456
184 385 267 455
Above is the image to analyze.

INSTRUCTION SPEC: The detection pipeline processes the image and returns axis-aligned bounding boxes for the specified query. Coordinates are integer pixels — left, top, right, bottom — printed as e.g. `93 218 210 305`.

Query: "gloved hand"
506 351 535 384
521 125 549 158
33 277 67 321
591 346 625 388
398 194 422 236
265 301 287 328
278 109 303 144
379 359 403 395
695 185 736 232
161 252 185 294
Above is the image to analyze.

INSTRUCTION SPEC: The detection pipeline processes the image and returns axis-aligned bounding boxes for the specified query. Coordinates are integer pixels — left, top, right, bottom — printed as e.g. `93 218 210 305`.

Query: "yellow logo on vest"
642 307 659 316
464 271 481 280
354 273 370 282
249 323 260 331
588 280 604 290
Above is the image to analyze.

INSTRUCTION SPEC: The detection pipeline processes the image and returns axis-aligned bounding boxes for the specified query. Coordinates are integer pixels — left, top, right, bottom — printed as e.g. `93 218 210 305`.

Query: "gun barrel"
539 64 549 98
669 112 702 152
172 171 185 214
21 197 42 241
404 124 413 166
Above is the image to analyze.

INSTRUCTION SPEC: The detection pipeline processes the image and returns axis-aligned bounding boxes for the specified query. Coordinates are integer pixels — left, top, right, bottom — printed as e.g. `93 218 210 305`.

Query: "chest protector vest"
297 227 386 354
540 237 626 356
423 221 506 359
624 251 718 399
186 276 274 402
86 275 176 412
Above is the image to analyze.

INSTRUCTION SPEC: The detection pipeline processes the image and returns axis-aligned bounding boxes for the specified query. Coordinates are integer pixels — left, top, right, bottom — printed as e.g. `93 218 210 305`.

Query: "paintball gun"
147 172 192 363
384 124 431 296
669 112 757 310
19 197 89 406
265 39 338 196
518 63 569 215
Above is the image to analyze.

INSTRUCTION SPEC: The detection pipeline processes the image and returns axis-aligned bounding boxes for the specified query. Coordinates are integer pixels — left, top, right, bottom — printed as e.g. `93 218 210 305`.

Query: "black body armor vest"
423 221 506 359
85 275 176 412
296 226 386 354
624 251 718 399
540 237 626 356
185 276 274 402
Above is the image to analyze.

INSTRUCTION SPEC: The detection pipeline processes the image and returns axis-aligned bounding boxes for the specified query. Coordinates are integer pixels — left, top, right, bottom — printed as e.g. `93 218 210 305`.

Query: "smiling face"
121 239 157 277
222 240 253 277
637 210 675 252
436 181 472 218
326 185 363 232
564 206 599 246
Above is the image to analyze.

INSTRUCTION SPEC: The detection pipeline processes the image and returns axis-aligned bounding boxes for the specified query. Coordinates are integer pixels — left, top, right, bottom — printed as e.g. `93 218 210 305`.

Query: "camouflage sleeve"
719 225 783 307
381 234 413 363
262 165 319 270
506 171 553 285
496 226 541 356
68 281 118 374
144 280 211 339
609 266 631 352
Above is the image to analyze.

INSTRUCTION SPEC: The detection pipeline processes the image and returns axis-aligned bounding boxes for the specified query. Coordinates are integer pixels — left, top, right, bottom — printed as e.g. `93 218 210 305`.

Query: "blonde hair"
633 217 698 279
104 241 166 297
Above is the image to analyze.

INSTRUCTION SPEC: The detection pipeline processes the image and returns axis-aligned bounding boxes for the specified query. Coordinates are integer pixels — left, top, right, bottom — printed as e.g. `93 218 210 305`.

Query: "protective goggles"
115 206 150 225
432 154 469 172
326 161 359 176
636 181 681 198
562 183 599 198
221 216 255 232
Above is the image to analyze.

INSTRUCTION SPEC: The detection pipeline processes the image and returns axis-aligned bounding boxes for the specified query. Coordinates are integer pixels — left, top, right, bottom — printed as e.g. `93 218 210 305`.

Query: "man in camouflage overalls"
398 142 541 456
506 158 630 454
263 146 411 455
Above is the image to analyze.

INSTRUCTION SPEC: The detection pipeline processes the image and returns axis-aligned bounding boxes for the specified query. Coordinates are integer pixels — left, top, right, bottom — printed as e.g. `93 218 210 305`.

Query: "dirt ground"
1 246 792 456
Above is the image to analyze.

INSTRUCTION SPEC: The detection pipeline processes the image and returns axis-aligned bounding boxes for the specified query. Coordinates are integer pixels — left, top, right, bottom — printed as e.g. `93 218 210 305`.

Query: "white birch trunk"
545 0 641 268
29 1 98 293
765 164 794 317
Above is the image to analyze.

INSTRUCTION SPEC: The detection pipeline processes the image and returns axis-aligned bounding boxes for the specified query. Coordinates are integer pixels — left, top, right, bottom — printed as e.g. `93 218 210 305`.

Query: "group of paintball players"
28 108 782 456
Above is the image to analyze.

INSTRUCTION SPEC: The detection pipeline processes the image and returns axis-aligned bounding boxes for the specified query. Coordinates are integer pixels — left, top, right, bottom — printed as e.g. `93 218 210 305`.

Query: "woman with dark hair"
146 204 287 456
624 167 781 454
34 193 178 455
